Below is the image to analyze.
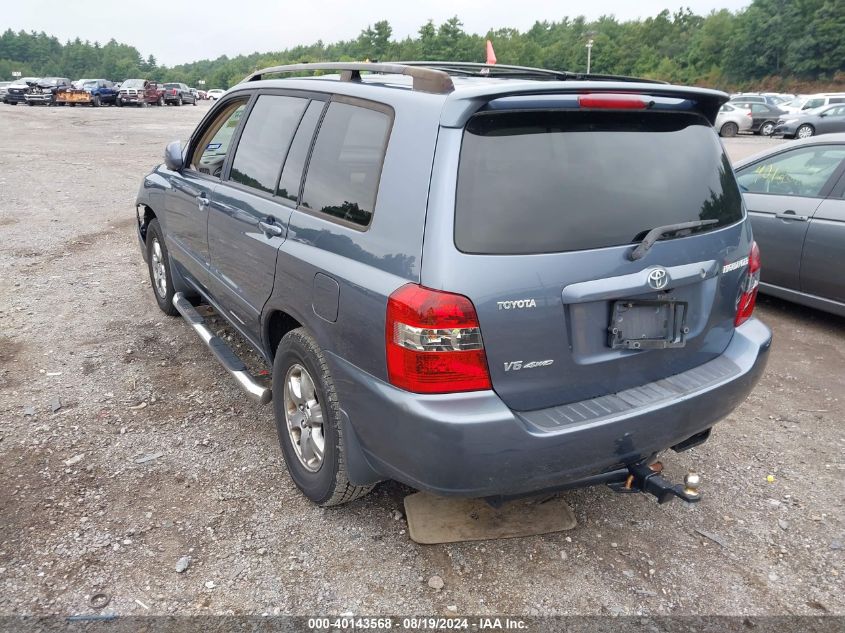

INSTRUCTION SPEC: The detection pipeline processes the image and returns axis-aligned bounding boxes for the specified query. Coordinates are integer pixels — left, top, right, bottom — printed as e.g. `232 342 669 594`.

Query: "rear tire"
116 98 123 107
796 124 815 139
145 219 178 316
719 121 738 137
272 328 375 507
177 96 183 106
158 95 165 106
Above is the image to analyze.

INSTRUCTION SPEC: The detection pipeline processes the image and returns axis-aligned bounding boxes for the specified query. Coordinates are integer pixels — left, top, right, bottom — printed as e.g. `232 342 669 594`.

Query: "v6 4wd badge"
504 359 554 372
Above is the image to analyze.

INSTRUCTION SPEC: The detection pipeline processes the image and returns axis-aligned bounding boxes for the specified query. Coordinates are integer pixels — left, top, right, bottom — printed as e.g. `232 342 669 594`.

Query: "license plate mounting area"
608 300 689 350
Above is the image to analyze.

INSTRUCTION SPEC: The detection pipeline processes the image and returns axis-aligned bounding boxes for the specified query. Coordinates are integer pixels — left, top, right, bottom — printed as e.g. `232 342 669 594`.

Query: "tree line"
1 0 842 91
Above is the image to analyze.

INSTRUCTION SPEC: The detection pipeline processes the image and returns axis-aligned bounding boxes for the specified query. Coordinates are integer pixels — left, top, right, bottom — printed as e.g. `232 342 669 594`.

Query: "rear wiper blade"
629 219 719 261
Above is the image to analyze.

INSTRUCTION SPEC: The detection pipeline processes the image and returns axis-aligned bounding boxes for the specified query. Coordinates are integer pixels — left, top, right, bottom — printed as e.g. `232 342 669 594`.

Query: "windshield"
82 81 98 89
455 110 743 255
39 78 60 85
122 79 145 88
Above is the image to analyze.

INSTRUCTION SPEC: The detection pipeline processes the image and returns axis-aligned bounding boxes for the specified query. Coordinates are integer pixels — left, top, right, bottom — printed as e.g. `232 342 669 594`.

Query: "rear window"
455 110 743 255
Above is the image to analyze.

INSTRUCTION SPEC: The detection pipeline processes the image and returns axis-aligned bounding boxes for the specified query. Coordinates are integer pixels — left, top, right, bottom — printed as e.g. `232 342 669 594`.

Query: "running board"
172 293 272 405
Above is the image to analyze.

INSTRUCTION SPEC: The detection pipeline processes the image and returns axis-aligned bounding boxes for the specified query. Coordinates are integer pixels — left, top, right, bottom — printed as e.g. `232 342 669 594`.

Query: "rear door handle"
196 193 209 209
775 211 808 221
258 219 283 237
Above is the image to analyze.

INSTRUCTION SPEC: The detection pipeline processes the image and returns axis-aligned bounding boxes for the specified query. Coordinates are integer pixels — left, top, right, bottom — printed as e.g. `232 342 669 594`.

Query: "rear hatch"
425 93 752 411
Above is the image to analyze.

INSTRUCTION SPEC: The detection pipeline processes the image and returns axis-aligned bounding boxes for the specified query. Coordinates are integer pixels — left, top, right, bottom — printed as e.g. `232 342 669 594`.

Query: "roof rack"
399 61 666 84
242 62 455 94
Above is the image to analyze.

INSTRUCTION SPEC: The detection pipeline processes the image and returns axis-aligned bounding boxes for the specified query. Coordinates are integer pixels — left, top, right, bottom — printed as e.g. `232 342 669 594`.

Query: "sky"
4 0 752 66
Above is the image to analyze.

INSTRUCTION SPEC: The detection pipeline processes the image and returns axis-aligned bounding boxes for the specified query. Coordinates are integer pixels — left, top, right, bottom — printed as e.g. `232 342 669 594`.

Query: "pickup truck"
24 77 72 105
117 79 165 107
57 79 118 107
162 82 197 106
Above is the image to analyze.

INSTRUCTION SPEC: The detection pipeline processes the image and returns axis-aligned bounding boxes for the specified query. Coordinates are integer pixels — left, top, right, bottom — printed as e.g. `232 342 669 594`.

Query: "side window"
278 100 324 204
228 95 308 194
751 104 767 113
189 99 249 177
300 101 391 227
736 146 845 197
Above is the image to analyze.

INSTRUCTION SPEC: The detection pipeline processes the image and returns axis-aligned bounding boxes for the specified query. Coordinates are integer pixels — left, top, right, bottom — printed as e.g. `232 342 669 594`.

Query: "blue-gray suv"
135 62 772 507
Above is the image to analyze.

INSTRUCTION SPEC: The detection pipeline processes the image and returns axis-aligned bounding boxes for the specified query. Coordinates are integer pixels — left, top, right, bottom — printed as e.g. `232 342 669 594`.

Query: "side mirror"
818 112 827 117
164 141 184 172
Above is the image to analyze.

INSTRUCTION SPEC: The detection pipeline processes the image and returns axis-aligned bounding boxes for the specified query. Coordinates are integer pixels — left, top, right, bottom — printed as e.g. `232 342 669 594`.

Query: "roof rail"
399 61 667 84
241 62 455 94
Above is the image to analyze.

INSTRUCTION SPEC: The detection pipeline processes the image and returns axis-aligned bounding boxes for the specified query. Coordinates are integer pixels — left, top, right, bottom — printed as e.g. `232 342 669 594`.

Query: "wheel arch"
263 307 304 360
138 204 157 244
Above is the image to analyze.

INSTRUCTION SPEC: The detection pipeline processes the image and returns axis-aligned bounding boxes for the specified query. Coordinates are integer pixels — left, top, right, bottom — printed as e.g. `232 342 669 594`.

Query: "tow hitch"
609 462 702 504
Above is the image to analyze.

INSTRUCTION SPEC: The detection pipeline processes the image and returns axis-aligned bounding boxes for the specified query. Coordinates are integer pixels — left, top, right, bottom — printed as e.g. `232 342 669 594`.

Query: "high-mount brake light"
578 94 648 110
735 241 761 326
386 284 491 394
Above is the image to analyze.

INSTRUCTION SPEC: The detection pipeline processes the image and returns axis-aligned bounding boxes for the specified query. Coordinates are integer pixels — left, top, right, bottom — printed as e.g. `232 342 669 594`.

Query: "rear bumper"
328 318 772 497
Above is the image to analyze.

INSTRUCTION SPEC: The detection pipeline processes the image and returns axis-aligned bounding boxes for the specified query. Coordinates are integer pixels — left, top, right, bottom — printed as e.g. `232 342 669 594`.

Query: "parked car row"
1 77 220 107
720 92 845 140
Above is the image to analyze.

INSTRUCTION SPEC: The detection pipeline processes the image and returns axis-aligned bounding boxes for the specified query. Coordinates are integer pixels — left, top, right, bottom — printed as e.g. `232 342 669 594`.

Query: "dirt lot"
0 103 842 618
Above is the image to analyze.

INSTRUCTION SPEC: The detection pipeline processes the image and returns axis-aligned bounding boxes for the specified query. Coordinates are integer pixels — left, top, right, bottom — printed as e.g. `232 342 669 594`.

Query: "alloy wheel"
150 238 167 298
283 364 325 472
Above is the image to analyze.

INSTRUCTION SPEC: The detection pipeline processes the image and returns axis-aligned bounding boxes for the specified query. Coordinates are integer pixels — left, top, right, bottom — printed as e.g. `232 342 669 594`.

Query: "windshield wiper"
628 219 719 261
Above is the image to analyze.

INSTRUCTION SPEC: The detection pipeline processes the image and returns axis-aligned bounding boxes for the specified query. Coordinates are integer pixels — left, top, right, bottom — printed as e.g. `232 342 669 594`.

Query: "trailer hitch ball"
684 471 701 497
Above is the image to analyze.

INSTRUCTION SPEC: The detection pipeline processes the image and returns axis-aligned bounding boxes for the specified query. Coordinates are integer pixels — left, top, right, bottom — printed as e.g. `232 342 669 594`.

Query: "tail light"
735 241 761 326
386 284 491 393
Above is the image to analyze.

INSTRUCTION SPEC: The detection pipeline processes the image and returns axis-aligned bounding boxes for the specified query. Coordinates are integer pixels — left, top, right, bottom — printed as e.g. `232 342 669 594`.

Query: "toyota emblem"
647 268 669 290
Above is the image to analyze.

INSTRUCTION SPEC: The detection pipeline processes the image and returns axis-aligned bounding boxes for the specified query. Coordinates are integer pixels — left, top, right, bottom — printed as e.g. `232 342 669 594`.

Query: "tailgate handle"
775 210 808 222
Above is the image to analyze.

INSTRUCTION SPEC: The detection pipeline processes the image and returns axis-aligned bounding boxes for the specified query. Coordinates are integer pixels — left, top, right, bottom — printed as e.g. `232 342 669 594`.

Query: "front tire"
177 96 183 106
760 121 775 136
272 328 375 506
145 219 178 316
92 95 101 107
158 95 165 106
719 121 738 137
796 124 815 139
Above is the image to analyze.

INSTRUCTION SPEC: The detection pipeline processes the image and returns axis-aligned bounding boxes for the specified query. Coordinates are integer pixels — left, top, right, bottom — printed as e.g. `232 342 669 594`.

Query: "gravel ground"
0 103 842 618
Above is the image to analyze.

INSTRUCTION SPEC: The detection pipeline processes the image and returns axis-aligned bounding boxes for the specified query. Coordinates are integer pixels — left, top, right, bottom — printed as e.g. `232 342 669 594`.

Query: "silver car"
774 103 845 139
734 133 845 316
715 103 753 137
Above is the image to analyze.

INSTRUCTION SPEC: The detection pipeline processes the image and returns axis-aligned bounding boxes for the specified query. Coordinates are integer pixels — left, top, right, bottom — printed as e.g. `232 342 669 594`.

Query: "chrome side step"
172 292 272 405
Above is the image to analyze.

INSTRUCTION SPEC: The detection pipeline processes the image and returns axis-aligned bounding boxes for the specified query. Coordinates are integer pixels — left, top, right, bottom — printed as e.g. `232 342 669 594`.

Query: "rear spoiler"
440 84 729 128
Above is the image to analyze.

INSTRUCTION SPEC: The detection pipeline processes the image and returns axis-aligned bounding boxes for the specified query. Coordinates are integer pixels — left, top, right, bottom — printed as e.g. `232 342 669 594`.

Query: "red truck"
116 79 165 107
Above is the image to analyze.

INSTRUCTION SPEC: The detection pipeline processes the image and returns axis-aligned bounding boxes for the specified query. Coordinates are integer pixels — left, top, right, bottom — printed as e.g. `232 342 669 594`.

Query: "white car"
715 103 753 137
206 89 225 100
780 93 845 115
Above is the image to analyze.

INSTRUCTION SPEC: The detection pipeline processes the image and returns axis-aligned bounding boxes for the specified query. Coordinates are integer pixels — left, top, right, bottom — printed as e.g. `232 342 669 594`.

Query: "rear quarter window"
455 110 743 255
300 101 392 228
